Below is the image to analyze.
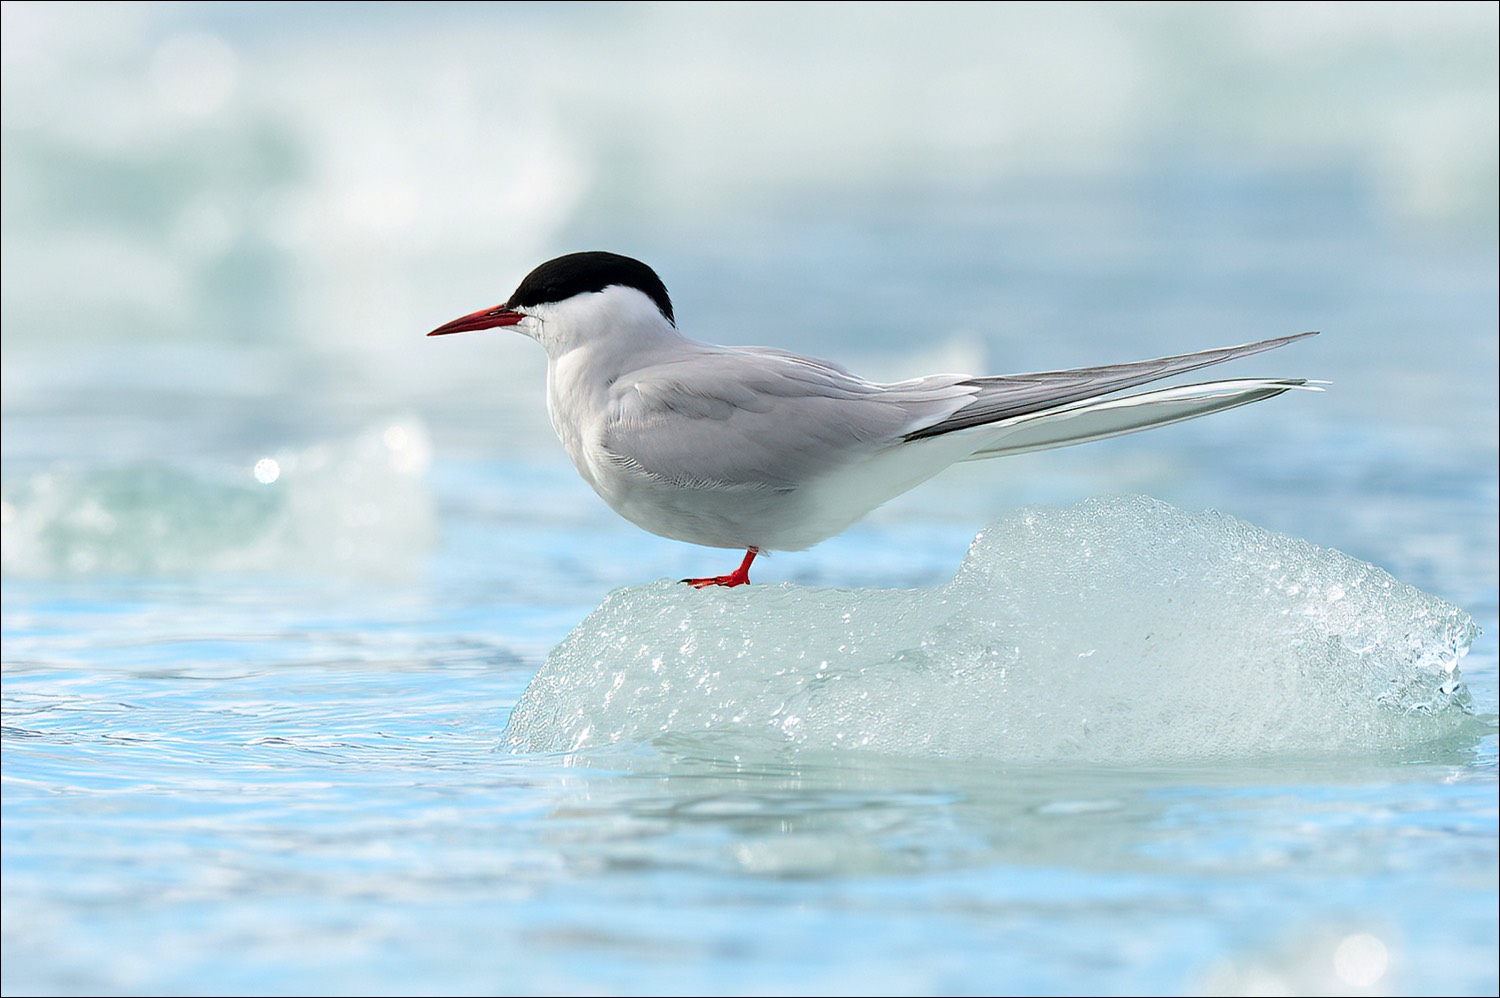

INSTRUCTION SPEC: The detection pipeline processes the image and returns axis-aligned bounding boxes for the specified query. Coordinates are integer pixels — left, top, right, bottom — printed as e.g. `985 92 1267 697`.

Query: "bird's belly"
570 436 958 553
595 469 818 551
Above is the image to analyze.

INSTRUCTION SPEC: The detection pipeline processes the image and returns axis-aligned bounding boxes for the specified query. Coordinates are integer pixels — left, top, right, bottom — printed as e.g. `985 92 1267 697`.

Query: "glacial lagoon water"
4 4 1497 995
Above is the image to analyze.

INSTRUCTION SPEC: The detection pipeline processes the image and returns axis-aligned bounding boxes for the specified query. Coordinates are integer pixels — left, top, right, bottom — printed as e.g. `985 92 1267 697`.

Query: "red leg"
682 548 759 588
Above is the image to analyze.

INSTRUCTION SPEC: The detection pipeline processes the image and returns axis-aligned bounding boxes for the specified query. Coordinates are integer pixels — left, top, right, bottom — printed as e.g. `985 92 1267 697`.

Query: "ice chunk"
0 419 432 578
505 496 1478 763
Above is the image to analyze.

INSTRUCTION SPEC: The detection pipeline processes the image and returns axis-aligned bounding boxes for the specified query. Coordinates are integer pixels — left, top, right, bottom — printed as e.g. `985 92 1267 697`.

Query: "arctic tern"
429 251 1318 587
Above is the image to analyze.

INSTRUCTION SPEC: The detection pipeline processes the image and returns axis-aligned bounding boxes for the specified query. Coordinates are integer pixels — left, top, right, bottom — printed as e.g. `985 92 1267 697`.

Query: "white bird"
429 251 1319 587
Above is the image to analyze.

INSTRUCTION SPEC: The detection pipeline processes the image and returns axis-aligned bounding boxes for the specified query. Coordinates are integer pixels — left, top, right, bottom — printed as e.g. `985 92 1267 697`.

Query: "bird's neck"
542 314 688 392
540 316 696 485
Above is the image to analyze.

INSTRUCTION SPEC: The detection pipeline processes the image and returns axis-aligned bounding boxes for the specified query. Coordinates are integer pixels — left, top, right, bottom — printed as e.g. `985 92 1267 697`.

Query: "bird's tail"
961 377 1325 460
896 330 1322 459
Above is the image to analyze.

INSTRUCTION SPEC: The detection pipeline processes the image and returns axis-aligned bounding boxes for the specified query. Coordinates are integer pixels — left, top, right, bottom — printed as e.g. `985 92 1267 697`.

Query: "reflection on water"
5 633 1492 994
533 742 1491 879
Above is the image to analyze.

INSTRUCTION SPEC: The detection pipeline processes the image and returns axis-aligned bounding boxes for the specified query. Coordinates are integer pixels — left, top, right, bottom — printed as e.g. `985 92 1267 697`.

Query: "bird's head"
427 251 676 352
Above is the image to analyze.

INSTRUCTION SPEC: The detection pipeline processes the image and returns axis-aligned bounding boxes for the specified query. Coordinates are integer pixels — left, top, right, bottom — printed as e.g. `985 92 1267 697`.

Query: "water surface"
3 4 1497 995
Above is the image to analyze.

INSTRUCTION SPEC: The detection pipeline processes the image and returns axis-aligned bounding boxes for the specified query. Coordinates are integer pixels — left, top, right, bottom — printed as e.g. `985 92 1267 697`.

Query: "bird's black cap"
506 251 675 326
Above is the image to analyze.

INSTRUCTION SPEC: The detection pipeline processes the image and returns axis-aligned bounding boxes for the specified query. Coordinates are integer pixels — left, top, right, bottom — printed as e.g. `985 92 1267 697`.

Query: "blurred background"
3 3 1496 585
4 5 1497 995
2 1 1496 619
3 2 1494 464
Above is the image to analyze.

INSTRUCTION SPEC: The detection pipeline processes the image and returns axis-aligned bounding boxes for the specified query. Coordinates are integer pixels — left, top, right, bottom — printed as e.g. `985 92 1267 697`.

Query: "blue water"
3 4 1498 995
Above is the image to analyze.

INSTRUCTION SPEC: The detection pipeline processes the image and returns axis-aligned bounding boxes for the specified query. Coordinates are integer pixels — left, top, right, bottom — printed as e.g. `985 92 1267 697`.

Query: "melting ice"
506 496 1477 764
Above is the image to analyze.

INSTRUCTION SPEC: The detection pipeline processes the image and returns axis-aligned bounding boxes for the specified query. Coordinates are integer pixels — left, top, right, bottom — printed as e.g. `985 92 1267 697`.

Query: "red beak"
427 305 526 336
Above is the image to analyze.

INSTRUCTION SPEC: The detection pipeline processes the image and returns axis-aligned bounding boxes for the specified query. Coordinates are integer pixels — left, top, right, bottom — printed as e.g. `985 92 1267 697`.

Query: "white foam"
505 496 1477 763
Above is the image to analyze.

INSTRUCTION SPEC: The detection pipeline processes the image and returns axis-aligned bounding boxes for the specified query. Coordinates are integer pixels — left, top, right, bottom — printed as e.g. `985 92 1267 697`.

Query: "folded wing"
604 348 968 491
604 332 1320 490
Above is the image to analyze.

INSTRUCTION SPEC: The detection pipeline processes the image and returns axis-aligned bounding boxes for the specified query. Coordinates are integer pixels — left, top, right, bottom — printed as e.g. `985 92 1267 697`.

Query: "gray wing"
603 348 970 491
903 332 1318 441
602 332 1318 489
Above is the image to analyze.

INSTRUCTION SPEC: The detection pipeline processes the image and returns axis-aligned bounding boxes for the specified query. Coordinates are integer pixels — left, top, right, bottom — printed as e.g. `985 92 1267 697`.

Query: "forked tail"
960 377 1325 460
898 331 1322 459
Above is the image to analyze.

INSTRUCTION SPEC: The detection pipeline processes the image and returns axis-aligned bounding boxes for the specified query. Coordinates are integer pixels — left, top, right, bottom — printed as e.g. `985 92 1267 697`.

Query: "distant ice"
0 419 431 578
506 496 1478 764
